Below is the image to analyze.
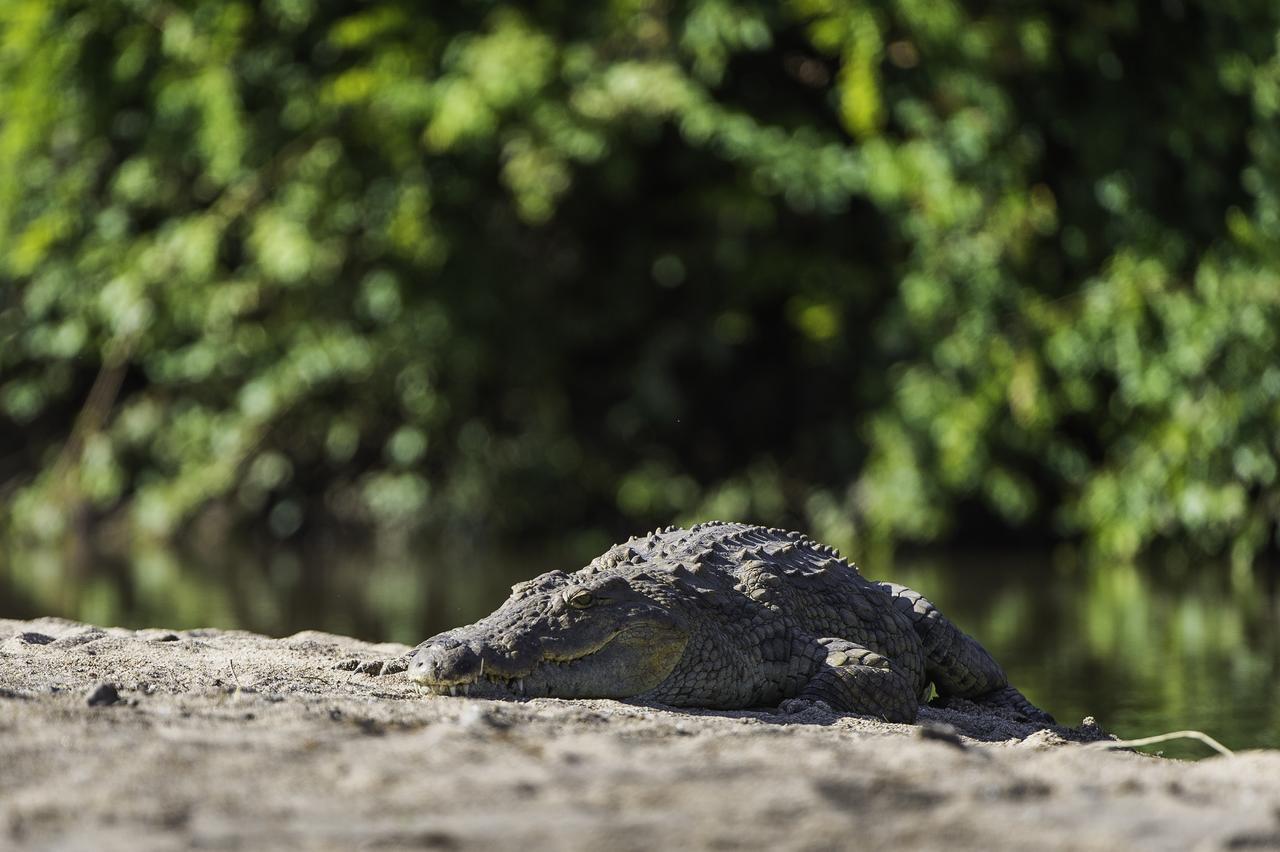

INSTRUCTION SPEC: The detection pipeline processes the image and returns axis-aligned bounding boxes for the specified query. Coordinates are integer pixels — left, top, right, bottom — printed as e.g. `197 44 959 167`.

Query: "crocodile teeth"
449 685 457 696
518 679 525 696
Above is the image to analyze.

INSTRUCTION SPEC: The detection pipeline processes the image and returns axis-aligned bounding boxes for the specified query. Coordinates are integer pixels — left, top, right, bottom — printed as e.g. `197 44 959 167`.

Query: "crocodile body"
398 522 1051 724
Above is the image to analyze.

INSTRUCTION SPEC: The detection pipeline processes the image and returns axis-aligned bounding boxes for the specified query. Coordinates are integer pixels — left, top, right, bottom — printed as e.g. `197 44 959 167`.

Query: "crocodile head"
406 570 691 700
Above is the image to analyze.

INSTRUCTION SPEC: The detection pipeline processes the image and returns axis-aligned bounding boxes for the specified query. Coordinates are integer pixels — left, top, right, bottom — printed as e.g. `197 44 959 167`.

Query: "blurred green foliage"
2 0 1280 562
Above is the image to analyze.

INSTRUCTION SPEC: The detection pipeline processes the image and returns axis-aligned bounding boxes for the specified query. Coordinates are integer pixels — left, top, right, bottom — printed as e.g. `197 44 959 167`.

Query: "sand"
2 617 1278 851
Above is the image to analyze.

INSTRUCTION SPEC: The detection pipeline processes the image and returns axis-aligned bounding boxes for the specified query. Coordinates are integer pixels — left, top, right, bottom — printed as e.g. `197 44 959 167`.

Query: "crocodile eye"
567 589 595 609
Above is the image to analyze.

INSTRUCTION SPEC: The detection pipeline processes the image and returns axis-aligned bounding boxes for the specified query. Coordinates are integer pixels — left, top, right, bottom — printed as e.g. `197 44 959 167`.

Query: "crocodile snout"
407 636 484 684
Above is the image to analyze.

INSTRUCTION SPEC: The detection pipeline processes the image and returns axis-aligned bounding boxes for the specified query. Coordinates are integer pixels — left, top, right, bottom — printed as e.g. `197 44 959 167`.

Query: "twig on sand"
1089 730 1234 758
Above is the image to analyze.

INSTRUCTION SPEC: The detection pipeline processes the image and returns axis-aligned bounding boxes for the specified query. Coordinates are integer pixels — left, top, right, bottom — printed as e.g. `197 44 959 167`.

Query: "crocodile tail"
877 582 1008 697
932 685 1056 725
878 582 1055 724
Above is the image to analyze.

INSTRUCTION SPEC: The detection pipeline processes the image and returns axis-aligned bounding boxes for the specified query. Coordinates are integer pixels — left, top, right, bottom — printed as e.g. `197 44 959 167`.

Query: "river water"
3 537 1276 760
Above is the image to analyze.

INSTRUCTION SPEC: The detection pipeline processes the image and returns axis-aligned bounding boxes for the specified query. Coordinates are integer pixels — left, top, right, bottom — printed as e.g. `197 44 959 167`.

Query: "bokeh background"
2 0 1279 755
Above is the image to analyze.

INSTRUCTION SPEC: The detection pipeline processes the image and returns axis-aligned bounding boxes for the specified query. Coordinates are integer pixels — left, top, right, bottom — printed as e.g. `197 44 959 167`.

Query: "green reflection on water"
2 539 1276 760
888 552 1280 759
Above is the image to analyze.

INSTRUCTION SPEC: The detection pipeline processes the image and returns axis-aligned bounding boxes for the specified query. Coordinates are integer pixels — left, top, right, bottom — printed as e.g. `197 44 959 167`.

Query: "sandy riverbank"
2 617 1277 850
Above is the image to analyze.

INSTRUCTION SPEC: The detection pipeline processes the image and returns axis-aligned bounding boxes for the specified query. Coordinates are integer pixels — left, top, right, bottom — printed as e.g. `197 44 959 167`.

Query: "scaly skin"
371 522 1051 724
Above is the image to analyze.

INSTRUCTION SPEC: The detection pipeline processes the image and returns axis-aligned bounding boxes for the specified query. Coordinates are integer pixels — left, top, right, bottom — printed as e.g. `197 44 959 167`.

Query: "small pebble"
86 682 121 707
1078 716 1107 736
917 721 965 749
461 704 510 731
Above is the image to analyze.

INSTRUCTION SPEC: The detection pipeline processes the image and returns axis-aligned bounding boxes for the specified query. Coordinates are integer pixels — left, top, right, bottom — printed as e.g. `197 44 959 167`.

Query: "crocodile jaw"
407 624 688 700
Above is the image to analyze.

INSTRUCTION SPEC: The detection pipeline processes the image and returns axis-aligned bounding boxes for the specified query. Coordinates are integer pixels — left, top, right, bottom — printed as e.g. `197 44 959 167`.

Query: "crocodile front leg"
781 638 919 723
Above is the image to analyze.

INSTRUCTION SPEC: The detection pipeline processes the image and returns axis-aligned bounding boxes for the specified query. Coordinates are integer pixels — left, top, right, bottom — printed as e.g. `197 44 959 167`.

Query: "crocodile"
352 522 1052 724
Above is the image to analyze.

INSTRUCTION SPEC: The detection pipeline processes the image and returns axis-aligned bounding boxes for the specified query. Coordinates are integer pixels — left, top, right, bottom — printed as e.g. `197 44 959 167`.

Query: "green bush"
3 0 1279 564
